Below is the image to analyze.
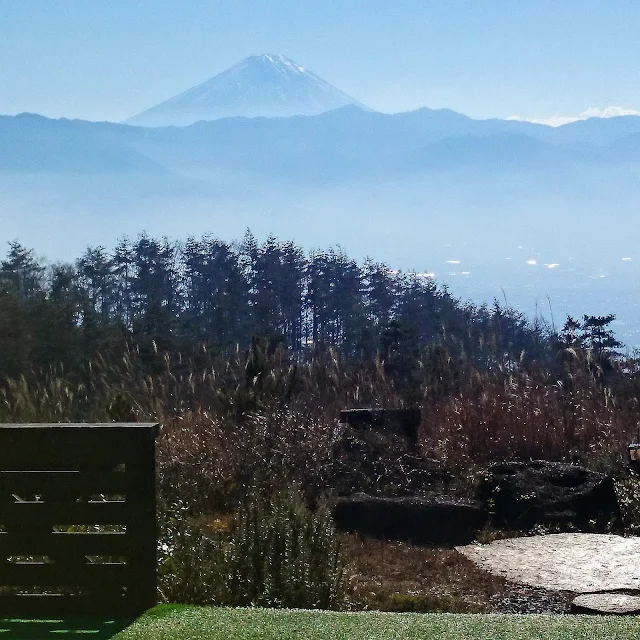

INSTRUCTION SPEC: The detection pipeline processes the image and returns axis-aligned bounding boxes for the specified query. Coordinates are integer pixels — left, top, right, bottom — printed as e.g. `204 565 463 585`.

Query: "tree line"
0 232 622 383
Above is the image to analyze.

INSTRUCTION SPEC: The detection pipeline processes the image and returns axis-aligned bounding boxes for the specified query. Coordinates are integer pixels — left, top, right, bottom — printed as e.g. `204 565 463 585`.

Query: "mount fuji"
126 54 369 127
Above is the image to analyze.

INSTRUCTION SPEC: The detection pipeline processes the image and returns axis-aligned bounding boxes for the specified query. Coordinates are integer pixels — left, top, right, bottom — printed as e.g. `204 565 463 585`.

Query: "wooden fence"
0 423 159 616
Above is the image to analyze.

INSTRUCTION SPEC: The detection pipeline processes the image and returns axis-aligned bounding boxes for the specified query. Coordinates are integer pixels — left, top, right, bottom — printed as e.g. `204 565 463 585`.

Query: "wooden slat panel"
0 470 127 499
0 531 135 556
0 561 128 588
0 423 159 617
0 500 129 526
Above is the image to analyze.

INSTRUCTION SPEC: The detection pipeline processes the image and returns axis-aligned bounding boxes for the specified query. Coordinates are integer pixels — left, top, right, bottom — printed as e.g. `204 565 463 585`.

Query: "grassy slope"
115 605 640 640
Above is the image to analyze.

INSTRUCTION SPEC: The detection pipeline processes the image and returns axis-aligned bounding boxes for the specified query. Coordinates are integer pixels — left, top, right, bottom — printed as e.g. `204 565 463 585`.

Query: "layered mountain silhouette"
7 107 640 176
126 54 369 126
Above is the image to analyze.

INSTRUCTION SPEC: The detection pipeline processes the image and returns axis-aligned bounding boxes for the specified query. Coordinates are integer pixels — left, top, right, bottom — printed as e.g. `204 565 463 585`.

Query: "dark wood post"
125 425 158 613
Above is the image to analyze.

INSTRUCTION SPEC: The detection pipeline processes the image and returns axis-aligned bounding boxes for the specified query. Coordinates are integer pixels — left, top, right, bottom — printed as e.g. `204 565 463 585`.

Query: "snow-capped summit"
126 54 369 127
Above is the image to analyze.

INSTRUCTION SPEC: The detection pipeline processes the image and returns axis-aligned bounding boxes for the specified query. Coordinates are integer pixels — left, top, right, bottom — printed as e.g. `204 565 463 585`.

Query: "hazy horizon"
2 1 640 124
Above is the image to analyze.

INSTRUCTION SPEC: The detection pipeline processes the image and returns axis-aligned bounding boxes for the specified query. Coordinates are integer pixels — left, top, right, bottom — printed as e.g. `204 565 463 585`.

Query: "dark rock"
333 493 487 546
477 461 620 532
340 408 421 445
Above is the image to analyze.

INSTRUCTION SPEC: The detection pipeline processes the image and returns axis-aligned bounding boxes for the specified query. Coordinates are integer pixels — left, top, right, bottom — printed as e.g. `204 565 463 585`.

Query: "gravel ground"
487 583 574 614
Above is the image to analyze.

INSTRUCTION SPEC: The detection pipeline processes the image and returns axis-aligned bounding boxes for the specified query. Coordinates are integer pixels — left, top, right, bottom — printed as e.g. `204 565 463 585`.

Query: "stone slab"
457 533 640 593
572 592 640 614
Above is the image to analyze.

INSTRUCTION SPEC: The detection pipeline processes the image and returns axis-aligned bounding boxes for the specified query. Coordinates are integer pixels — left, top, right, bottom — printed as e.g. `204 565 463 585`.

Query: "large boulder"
477 461 620 532
333 493 487 546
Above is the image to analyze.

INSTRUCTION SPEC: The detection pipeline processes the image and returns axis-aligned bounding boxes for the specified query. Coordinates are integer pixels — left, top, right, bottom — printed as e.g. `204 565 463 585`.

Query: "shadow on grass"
0 617 135 639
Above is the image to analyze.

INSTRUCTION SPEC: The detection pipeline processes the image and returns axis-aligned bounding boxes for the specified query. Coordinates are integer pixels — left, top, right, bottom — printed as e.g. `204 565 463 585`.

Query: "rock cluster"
330 410 622 547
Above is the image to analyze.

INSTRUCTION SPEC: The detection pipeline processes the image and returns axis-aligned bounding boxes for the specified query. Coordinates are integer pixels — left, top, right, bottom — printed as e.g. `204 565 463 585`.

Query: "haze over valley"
2 53 639 344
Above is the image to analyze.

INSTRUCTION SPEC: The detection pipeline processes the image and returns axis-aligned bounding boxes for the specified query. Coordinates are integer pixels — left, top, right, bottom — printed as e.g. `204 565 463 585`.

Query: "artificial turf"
112 604 640 640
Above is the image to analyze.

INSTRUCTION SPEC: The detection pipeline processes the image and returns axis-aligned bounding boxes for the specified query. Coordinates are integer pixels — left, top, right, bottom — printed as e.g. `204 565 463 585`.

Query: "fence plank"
0 447 126 472
0 470 127 500
0 424 157 471
0 593 133 617
0 501 129 527
0 561 128 588
0 531 134 556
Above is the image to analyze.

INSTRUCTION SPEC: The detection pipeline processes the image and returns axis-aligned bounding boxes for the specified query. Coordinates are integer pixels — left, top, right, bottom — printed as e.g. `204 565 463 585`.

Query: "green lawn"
111 605 640 640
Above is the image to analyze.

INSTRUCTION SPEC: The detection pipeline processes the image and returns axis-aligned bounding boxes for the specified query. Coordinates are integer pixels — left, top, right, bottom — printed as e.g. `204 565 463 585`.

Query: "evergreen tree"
581 314 622 374
182 235 250 346
77 246 114 318
0 241 45 301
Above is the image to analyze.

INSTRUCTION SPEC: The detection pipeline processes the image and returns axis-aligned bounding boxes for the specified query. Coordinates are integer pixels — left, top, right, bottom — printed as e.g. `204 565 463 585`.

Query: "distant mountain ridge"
6 107 640 177
126 54 369 126
5 105 640 179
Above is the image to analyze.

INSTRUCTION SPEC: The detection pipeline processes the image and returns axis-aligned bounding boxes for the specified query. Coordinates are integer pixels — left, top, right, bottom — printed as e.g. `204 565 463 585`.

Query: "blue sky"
1 0 639 123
